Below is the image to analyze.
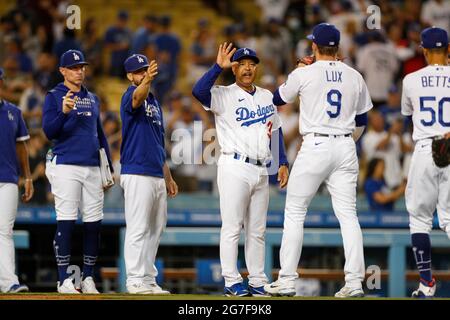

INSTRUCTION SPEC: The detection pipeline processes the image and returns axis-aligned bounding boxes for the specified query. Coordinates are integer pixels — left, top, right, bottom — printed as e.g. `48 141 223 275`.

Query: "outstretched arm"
132 60 158 109
192 42 237 107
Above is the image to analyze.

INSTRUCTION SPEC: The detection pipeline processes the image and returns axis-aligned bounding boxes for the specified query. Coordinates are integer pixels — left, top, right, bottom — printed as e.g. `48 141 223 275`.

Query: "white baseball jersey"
401 65 450 142
356 42 399 101
278 60 372 135
208 83 281 161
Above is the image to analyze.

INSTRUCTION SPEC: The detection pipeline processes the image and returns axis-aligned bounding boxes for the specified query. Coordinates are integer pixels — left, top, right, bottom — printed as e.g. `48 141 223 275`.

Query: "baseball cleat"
81 277 100 294
412 278 436 298
57 278 81 294
248 285 270 297
264 280 296 297
7 283 29 293
147 283 170 294
334 286 364 298
224 283 250 297
127 283 170 294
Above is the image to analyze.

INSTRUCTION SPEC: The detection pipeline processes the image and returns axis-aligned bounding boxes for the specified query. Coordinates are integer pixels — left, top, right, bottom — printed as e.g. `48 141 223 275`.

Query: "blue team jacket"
42 83 112 168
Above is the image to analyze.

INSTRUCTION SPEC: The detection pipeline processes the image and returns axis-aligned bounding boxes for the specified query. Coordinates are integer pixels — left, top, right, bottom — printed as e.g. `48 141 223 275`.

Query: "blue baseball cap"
124 54 150 73
307 23 340 47
421 27 448 49
60 50 89 68
232 48 260 64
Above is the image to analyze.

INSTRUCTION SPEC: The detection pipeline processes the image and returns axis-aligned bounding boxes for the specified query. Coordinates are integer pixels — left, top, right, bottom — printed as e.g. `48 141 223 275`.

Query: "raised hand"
62 90 78 114
216 42 237 69
145 60 158 82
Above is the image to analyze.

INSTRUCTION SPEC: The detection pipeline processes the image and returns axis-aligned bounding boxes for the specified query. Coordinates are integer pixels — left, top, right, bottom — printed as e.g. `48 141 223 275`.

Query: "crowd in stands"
1 0 449 210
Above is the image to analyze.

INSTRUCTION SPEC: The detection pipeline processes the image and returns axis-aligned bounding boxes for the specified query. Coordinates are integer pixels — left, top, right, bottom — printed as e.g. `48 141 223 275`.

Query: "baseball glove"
432 136 450 168
296 55 315 66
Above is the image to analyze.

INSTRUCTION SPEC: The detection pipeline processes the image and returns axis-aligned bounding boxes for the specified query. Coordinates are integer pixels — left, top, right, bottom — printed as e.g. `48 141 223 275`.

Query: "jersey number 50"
420 96 450 127
327 89 342 118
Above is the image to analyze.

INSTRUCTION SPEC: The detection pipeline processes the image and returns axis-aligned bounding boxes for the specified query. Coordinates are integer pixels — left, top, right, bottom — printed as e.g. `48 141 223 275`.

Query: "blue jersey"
120 86 165 177
364 178 394 211
42 83 112 168
0 100 30 184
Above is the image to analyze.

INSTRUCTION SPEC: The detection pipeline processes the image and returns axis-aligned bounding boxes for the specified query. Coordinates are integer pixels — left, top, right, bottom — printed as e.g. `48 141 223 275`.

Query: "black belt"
314 133 351 138
233 153 265 166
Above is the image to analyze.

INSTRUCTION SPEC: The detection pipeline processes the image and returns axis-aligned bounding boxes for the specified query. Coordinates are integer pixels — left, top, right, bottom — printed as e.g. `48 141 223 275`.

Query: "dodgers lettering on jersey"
120 85 166 177
0 100 29 184
208 84 281 161
401 65 450 141
278 60 372 135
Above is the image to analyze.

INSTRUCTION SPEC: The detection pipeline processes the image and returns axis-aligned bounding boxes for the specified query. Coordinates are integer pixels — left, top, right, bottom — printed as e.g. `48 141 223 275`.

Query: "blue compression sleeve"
192 63 223 108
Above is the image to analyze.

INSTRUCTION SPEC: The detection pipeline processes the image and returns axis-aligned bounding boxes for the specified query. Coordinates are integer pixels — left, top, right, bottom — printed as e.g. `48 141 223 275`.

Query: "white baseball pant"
0 183 19 292
121 174 167 287
45 157 104 222
406 139 450 238
278 134 365 289
217 154 269 288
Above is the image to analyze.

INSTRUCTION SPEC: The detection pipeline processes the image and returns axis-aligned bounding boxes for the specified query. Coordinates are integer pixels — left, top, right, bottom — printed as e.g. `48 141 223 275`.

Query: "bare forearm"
163 162 173 182
16 141 31 179
132 79 151 109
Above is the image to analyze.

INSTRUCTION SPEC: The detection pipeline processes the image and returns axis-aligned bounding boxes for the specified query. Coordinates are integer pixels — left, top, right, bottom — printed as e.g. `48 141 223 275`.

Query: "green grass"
1 293 449 300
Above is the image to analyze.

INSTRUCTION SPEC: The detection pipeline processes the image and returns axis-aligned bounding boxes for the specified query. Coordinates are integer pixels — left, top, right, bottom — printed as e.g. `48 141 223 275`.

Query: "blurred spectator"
378 85 403 129
27 130 50 205
5 35 33 73
356 31 399 108
152 15 181 104
188 19 217 86
169 104 202 192
18 74 45 129
52 28 82 61
402 23 427 76
131 14 158 54
234 23 258 52
34 52 62 92
104 10 132 77
102 112 121 153
259 18 292 77
1 57 32 104
81 18 103 75
364 158 406 211
327 0 365 35
421 0 450 31
362 111 411 189
18 20 42 64
256 0 290 23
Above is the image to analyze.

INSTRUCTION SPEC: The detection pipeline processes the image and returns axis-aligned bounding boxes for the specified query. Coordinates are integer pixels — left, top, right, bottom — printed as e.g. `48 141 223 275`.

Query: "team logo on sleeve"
235 104 275 127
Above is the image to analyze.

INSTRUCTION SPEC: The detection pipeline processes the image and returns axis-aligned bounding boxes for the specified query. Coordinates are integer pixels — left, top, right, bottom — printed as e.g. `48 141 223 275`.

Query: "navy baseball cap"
232 48 260 64
421 27 449 49
307 23 340 47
60 50 89 68
124 54 150 73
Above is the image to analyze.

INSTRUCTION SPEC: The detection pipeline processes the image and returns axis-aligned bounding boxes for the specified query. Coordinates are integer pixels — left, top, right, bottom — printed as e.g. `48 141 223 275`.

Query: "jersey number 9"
326 89 342 118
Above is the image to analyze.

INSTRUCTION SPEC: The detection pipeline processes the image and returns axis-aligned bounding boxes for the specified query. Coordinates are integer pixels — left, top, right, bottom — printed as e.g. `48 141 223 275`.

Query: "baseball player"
264 23 373 298
120 54 178 294
401 27 450 298
192 44 289 296
42 50 113 294
0 68 33 293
